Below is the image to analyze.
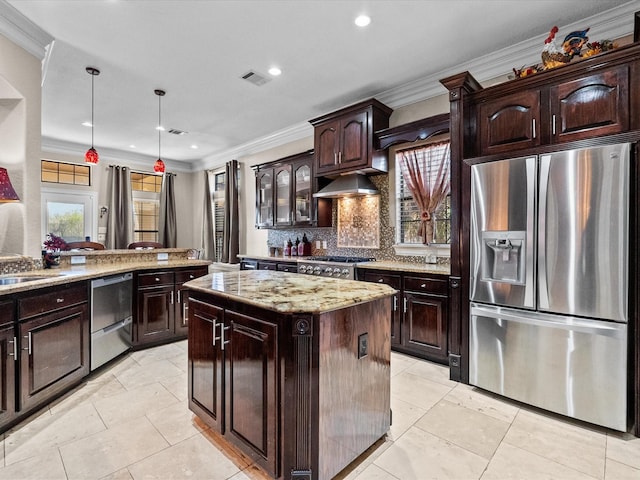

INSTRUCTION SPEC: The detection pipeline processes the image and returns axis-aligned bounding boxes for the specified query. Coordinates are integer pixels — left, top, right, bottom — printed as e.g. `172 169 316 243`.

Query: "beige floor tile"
482 442 598 480
350 463 402 480
100 468 134 480
606 432 640 470
0 449 66 480
387 396 427 441
114 358 184 390
93 382 179 427
166 353 188 372
504 409 606 479
129 342 185 365
59 416 169 480
49 374 126 414
389 352 418 377
160 371 188 401
391 371 453 411
146 401 206 445
334 437 394 480
404 360 457 388
415 399 510 459
127 433 243 480
444 383 519 423
605 459 640 479
374 426 487 480
228 464 272 480
5 401 106 465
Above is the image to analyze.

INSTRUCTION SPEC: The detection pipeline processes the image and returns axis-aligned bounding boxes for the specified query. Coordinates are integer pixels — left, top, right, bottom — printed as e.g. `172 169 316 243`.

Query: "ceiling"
3 0 636 171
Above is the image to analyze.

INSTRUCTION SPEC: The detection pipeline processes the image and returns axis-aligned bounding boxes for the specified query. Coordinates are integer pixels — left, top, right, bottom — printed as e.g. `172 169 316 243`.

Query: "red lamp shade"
0 167 20 202
85 147 99 164
153 158 165 173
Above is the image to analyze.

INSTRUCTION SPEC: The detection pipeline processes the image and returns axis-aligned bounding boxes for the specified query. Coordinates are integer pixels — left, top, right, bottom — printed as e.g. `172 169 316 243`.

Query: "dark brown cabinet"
477 65 632 156
188 297 279 477
0 300 16 427
359 269 449 364
310 99 392 176
254 150 331 228
134 266 209 346
17 283 89 412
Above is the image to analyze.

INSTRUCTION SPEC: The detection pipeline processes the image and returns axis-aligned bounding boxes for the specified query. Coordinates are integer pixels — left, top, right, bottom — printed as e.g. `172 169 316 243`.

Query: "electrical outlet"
315 240 321 249
157 252 169 261
70 255 86 265
358 332 368 359
322 240 327 249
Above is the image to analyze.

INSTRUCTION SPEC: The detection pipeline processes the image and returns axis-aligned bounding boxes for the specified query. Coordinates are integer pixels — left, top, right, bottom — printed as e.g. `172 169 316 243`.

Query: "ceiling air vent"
168 129 187 135
241 70 271 86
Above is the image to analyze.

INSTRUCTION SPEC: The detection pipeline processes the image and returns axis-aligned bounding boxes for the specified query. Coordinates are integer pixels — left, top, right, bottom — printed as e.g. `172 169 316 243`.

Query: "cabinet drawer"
363 272 401 290
18 283 88 320
137 271 174 287
258 262 277 271
277 263 297 273
403 276 448 295
0 299 14 326
175 268 208 284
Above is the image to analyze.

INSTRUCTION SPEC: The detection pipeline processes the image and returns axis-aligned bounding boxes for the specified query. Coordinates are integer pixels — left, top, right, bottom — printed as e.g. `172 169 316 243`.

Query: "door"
469 303 627 431
256 169 274 227
403 292 448 363
0 323 16 426
339 110 369 170
274 166 292 226
470 156 536 309
538 144 629 321
188 298 224 432
136 286 175 344
314 119 340 173
293 162 312 225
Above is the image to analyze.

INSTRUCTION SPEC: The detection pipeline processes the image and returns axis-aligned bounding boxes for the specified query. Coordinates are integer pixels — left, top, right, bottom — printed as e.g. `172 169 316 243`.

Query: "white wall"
0 33 42 257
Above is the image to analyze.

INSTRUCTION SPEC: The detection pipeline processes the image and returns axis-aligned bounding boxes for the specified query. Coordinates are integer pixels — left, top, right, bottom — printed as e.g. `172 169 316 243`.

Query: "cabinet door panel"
225 311 278 477
256 169 274 227
315 120 340 173
0 324 16 426
20 304 88 411
136 286 174 344
479 90 541 155
550 66 629 143
188 298 224 432
362 272 401 345
340 110 368 169
403 292 448 363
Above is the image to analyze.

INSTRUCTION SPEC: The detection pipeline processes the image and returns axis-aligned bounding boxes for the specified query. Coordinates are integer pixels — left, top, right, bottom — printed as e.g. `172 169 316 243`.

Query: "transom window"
131 171 161 242
41 160 90 186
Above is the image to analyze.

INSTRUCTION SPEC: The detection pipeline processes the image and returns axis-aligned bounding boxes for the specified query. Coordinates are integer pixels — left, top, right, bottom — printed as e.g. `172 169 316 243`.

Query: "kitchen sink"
0 276 51 285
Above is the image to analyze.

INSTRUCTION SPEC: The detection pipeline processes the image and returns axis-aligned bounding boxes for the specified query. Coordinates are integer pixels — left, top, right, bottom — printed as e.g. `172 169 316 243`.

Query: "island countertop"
184 269 396 314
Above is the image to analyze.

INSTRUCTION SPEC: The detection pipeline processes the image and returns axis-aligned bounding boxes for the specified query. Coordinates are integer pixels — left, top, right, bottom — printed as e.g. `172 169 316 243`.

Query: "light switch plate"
70 256 86 265
157 252 169 261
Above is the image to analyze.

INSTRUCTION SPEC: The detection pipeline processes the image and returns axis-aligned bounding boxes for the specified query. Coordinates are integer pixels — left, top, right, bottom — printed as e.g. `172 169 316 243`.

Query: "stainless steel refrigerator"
469 143 630 431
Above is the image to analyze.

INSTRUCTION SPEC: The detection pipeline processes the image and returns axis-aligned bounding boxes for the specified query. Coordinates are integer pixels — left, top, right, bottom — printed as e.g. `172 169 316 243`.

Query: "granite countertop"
356 261 450 275
184 270 396 314
0 259 211 296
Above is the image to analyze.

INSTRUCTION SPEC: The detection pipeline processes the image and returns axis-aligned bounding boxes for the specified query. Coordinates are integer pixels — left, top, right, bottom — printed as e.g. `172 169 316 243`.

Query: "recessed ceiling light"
190 145 199 149
268 66 282 76
81 121 92 127
355 15 371 27
129 144 136 149
156 125 165 131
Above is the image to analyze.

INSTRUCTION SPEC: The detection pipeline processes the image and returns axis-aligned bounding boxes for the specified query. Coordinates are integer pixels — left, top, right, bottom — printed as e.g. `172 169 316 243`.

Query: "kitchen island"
184 270 396 480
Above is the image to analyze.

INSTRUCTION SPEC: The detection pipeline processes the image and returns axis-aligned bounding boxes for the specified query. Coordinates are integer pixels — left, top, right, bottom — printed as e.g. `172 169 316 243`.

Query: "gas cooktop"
307 256 375 263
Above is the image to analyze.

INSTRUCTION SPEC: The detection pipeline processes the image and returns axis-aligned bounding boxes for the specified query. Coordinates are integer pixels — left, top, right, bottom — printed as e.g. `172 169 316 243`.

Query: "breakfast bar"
184 270 396 480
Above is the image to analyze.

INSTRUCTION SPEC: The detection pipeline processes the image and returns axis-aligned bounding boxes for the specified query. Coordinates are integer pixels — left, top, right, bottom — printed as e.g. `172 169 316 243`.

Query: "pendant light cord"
158 92 161 159
91 72 95 148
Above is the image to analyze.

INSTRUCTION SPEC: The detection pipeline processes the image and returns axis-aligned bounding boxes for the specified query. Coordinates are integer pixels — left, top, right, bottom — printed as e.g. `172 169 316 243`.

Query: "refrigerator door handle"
537 155 551 310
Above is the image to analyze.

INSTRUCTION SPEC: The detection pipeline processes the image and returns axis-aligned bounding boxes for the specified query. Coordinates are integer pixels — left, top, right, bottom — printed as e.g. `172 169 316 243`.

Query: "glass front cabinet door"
294 163 311 224
256 169 273 227
275 166 291 226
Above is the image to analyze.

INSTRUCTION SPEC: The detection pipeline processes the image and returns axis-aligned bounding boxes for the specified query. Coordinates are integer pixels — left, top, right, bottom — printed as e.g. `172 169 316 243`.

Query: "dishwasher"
90 272 133 370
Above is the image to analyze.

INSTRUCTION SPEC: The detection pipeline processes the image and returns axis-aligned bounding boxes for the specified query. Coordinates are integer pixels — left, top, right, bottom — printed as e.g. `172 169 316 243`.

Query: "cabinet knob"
155 277 160 282
189 274 194 279
420 283 426 288
56 298 64 303
450 279 460 289
378 278 384 283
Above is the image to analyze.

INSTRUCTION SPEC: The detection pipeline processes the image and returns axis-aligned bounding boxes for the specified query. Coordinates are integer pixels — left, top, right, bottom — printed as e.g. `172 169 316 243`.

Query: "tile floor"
0 340 638 480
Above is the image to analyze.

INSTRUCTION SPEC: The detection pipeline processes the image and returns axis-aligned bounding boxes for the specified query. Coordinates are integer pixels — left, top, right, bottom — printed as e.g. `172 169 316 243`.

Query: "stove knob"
313 266 321 275
324 267 333 276
341 269 350 277
298 265 306 273
333 268 341 275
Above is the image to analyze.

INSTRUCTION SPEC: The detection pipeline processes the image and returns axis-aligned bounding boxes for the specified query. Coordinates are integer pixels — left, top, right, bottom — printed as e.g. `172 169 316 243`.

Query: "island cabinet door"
136 285 175 345
224 311 279 478
0 322 16 427
188 298 224 433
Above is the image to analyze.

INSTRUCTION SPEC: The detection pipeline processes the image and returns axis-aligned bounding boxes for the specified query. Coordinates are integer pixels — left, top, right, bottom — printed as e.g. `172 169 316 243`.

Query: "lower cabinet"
134 266 208 346
16 283 90 413
188 296 279 477
0 300 16 427
359 269 449 364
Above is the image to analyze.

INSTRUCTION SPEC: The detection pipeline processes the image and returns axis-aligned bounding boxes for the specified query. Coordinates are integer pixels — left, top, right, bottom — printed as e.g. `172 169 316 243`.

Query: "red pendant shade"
154 158 165 173
85 147 99 164
0 167 20 202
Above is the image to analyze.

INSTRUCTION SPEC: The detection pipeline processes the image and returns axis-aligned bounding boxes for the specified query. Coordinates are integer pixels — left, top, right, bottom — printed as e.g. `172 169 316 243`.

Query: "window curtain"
397 142 450 244
106 165 133 249
201 171 215 260
222 160 239 263
159 173 177 247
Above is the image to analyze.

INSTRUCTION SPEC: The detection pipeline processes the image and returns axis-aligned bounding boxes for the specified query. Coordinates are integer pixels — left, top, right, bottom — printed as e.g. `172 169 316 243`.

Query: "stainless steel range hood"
313 174 379 198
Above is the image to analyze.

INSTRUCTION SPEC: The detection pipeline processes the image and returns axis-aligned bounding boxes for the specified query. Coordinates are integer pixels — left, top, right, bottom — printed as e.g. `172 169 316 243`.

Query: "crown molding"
41 136 194 173
0 0 53 60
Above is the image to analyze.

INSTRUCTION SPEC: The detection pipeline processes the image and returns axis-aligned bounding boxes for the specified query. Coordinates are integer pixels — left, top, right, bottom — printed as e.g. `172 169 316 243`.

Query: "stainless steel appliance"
90 272 133 370
469 143 630 431
298 256 375 279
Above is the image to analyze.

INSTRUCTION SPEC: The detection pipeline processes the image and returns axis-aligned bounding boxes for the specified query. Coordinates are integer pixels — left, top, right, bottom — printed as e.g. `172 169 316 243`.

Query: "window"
211 171 225 263
396 141 451 245
41 190 96 243
41 160 90 186
131 171 161 242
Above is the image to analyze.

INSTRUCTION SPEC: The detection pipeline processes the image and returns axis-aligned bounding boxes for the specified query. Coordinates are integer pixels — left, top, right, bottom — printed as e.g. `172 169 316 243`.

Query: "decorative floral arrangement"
43 233 67 251
512 26 618 79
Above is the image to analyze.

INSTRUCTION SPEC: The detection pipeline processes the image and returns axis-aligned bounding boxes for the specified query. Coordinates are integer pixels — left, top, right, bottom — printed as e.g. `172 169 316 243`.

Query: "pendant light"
0 167 20 202
153 89 166 173
84 67 100 164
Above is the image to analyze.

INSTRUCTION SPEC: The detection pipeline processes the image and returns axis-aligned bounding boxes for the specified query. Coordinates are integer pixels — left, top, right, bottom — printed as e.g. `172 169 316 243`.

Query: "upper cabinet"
254 150 331 229
445 43 640 159
310 98 392 176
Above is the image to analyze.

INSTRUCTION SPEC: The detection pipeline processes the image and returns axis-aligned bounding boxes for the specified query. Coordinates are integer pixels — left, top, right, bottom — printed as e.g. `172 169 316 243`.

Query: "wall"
0 33 42 257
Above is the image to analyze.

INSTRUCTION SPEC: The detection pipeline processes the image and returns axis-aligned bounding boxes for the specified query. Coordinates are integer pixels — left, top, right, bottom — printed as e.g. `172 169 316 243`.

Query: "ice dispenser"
480 231 526 285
